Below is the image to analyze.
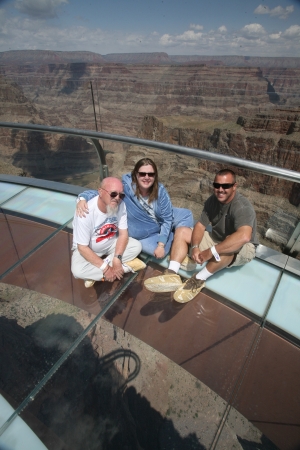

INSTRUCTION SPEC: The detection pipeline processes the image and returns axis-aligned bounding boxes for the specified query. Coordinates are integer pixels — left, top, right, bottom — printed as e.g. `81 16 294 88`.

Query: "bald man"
72 177 144 288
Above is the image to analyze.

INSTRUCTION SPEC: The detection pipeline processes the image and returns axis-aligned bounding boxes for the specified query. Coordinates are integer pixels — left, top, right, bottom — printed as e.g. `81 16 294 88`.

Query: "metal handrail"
0 121 299 183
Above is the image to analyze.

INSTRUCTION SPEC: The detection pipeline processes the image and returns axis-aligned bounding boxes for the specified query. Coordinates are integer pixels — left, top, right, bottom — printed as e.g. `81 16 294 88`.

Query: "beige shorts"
198 231 256 267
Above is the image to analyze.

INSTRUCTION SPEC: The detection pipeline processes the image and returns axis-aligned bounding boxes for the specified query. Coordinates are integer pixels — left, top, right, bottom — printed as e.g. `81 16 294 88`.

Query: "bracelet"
211 245 221 262
191 244 199 249
157 243 165 248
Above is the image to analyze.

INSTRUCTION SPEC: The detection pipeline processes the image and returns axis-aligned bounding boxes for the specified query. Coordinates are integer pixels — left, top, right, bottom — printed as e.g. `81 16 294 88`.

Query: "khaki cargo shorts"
199 231 256 267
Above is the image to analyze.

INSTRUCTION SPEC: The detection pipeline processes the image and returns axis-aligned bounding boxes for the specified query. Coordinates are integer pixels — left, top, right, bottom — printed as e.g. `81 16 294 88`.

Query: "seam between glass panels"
0 185 31 207
0 270 139 437
0 215 73 280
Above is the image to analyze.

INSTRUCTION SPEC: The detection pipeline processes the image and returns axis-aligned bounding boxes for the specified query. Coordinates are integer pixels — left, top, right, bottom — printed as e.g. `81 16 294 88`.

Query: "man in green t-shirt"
144 168 258 303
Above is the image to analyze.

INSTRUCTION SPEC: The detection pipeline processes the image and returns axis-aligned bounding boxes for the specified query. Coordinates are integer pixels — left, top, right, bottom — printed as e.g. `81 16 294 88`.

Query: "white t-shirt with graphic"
73 196 127 254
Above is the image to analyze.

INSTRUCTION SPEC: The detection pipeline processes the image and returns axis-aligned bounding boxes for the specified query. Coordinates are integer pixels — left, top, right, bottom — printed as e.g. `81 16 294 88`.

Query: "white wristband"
100 256 110 271
211 245 221 262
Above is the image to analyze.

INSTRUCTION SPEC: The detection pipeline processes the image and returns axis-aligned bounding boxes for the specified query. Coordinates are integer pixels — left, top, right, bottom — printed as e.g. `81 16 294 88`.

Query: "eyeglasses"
138 172 155 177
213 182 235 189
101 188 125 200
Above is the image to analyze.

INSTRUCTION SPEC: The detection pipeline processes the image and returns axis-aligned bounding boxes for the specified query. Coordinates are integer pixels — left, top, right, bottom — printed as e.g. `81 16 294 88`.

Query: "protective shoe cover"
123 258 146 273
144 273 182 292
173 274 205 303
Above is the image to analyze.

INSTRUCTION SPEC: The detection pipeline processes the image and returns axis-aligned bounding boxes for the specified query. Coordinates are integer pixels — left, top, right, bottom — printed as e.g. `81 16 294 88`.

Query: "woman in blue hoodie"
76 158 194 259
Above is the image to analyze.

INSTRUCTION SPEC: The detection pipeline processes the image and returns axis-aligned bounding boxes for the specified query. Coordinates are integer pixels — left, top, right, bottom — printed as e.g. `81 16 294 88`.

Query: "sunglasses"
138 172 155 177
101 188 125 200
213 182 235 189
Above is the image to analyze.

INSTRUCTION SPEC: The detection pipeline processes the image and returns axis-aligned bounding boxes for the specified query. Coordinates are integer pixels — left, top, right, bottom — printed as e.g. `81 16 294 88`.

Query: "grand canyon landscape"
0 50 299 253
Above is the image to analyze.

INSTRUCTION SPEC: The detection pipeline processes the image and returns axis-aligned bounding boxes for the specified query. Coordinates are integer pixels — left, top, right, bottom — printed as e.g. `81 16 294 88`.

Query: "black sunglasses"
101 188 125 200
138 172 155 177
213 182 235 189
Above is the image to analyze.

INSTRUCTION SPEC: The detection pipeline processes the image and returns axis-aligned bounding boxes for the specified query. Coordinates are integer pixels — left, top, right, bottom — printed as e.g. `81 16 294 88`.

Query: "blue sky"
0 0 300 56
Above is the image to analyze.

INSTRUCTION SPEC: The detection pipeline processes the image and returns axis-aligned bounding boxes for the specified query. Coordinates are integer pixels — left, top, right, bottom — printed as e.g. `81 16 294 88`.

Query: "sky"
0 0 300 57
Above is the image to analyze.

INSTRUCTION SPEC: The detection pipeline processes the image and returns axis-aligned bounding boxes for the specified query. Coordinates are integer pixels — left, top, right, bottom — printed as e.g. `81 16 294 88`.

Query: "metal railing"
1 121 300 257
0 122 300 184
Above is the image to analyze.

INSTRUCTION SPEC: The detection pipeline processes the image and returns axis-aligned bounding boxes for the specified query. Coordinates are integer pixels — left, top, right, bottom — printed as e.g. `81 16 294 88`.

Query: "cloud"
218 25 227 33
0 15 149 54
1 13 300 57
269 32 282 39
156 19 300 56
282 24 300 38
240 23 266 39
254 4 294 19
190 24 203 31
160 29 203 47
15 0 68 19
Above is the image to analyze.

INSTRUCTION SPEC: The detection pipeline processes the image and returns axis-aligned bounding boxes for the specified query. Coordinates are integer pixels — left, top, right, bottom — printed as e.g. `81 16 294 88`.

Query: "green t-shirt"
199 191 259 245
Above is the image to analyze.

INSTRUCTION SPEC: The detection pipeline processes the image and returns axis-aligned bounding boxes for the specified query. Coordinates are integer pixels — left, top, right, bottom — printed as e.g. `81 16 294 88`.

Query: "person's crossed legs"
144 230 255 303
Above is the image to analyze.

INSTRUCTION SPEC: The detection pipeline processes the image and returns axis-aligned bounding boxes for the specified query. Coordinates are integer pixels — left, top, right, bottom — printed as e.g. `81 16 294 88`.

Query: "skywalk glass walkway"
0 123 299 450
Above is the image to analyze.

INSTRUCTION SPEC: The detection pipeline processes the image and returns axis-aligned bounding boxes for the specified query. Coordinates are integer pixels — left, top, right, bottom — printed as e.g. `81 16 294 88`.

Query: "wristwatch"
114 254 122 262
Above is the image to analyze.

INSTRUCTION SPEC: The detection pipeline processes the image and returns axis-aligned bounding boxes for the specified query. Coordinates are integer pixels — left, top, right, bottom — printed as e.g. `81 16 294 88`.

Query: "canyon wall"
1 50 300 68
1 62 275 136
139 113 300 202
0 73 99 180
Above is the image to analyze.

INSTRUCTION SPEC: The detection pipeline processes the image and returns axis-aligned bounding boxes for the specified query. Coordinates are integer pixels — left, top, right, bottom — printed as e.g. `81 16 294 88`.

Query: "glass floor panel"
266 271 300 340
203 259 282 317
0 214 61 277
0 395 47 450
2 187 76 225
0 182 27 204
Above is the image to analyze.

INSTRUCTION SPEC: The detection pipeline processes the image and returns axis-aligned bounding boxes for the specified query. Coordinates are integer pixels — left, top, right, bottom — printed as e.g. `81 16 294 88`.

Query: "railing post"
89 138 109 180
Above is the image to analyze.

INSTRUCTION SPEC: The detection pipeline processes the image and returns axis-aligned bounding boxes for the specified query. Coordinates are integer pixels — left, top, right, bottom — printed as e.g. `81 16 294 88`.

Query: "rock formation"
0 73 98 181
1 50 300 68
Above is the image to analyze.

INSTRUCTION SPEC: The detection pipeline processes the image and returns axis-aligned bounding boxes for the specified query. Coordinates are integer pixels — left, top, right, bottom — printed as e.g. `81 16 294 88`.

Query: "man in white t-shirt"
71 177 144 288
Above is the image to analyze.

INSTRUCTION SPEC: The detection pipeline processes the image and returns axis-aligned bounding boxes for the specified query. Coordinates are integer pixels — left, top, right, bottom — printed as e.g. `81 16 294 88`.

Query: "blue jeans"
140 207 193 256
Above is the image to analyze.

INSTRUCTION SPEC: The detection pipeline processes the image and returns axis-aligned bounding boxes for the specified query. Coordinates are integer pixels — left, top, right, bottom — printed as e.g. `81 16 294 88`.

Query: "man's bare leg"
144 227 193 292
168 227 192 272
205 254 235 274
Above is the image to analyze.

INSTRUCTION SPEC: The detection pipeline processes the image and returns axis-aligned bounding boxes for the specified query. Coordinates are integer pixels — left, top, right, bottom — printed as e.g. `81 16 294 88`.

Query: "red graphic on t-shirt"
95 222 117 242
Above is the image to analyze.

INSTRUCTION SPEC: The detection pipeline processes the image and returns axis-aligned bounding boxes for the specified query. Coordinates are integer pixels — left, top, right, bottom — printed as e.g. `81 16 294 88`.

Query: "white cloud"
218 25 227 33
0 13 300 57
240 23 266 39
282 24 300 39
269 32 282 39
254 4 294 19
160 29 203 47
157 20 300 56
190 24 203 31
15 0 68 19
